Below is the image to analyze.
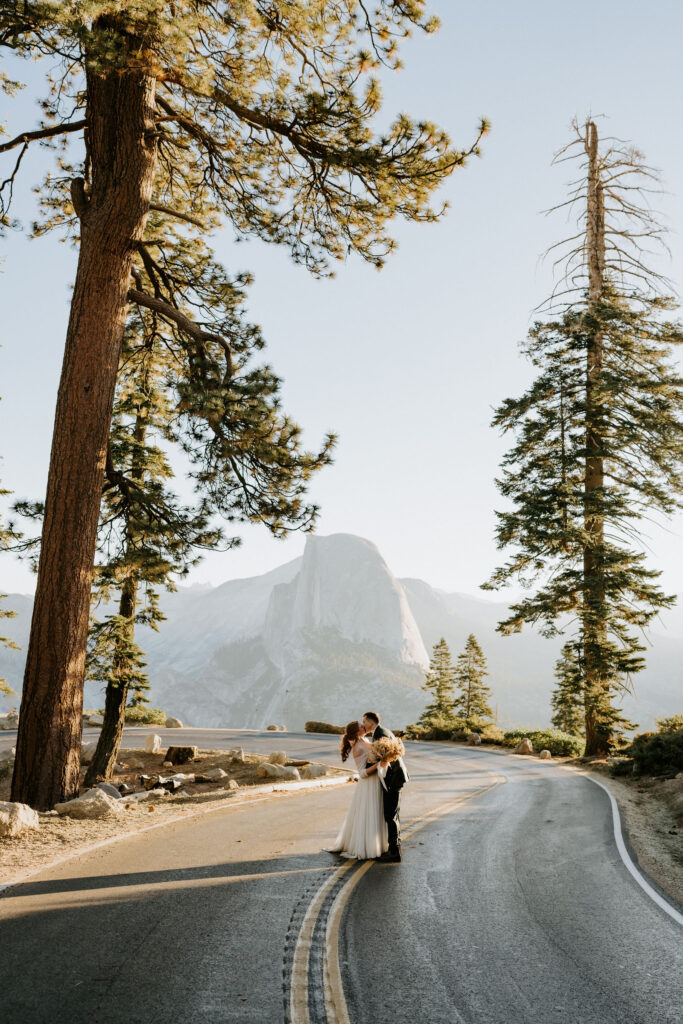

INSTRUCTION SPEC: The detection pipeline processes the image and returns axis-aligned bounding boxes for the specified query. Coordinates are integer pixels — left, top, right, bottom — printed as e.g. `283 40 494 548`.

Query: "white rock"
257 762 286 779
0 801 39 838
229 748 244 763
145 734 162 754
539 749 552 760
467 732 482 746
278 725 287 731
268 751 287 765
514 738 534 755
301 764 327 780
124 788 170 803
162 761 173 768
88 715 105 726
204 767 227 780
280 766 301 781
55 789 123 819
80 741 98 763
165 717 183 728
224 779 240 791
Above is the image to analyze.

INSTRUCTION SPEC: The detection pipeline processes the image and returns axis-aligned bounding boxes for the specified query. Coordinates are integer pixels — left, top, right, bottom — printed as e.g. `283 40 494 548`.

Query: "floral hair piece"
372 736 404 763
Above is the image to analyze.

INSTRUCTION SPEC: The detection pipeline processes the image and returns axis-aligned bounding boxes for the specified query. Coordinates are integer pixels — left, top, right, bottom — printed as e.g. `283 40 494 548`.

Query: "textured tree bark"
12 26 158 809
582 120 610 757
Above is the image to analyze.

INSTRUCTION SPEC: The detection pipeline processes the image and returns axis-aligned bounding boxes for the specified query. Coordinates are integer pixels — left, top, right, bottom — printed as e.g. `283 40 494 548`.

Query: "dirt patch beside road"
0 747 351 888
578 762 683 909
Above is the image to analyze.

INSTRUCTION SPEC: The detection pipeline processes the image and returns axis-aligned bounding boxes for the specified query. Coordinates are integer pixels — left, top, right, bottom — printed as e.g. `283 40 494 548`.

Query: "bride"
329 720 388 860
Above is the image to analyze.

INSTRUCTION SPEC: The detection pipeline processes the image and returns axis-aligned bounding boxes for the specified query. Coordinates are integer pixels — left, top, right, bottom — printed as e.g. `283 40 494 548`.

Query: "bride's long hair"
340 720 363 762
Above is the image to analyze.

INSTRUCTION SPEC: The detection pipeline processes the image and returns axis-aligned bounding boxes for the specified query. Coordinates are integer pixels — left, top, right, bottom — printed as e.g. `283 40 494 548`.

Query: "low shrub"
502 728 583 757
305 720 344 735
479 725 506 745
122 706 167 726
627 729 683 776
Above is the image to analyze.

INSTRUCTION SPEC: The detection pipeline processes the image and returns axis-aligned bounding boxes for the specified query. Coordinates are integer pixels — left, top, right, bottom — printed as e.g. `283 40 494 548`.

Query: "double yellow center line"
289 771 506 1024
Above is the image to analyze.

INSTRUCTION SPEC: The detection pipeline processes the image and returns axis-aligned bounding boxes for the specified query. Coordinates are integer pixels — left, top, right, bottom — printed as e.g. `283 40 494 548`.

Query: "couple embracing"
330 711 408 863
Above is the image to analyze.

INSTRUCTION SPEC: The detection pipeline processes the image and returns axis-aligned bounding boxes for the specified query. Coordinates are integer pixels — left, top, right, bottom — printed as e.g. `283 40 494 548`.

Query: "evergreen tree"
550 642 585 735
485 119 683 755
418 638 457 726
452 634 493 721
82 235 334 784
2 2 488 808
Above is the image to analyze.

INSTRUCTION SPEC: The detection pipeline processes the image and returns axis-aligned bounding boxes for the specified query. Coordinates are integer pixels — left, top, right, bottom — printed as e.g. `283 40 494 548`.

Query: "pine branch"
127 287 232 375
0 119 86 154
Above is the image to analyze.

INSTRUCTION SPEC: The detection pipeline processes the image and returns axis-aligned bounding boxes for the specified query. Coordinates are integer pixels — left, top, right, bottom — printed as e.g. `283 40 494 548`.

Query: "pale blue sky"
3 0 683 613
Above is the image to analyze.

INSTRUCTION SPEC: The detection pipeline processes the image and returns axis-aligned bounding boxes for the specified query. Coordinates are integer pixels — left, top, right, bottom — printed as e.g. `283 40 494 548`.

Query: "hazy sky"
3 0 683 605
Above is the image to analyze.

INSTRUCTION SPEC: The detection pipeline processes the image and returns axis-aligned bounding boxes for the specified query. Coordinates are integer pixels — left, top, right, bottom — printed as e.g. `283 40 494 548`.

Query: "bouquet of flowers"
372 735 405 763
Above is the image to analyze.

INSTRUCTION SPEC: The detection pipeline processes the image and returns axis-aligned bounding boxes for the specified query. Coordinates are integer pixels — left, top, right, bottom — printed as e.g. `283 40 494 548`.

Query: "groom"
362 711 408 863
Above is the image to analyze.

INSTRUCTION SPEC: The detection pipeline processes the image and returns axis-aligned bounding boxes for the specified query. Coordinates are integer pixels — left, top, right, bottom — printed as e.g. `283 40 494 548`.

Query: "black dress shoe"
377 850 401 863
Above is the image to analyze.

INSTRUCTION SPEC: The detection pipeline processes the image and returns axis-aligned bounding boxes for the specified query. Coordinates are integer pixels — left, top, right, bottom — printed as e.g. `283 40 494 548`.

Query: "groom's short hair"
363 711 380 724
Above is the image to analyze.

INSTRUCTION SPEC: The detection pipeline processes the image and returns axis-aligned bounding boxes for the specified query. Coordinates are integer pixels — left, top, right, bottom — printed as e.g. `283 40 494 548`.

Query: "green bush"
123 706 167 725
502 728 583 756
627 729 683 776
305 720 344 735
479 724 506 745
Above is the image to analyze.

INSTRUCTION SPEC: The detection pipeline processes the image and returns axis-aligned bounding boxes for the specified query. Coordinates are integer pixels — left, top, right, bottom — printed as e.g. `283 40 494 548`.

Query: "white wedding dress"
330 742 388 860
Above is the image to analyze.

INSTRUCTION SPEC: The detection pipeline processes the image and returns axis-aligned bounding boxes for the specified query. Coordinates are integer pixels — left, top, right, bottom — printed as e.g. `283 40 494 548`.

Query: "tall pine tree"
418 638 457 727
550 642 585 735
81 233 334 784
452 634 493 722
485 119 683 755
2 2 488 808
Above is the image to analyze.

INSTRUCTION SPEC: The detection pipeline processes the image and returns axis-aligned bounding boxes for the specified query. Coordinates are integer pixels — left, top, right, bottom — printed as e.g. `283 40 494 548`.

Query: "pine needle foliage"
485 119 683 755
452 633 493 721
418 637 457 726
550 642 585 735
1 1 489 270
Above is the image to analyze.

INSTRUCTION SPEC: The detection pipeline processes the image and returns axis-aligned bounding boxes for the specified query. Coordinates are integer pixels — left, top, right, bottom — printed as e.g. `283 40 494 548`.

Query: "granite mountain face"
2 533 681 730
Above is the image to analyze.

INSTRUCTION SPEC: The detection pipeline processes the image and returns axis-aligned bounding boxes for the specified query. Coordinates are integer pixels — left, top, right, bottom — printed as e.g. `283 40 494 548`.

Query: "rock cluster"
256 762 301 781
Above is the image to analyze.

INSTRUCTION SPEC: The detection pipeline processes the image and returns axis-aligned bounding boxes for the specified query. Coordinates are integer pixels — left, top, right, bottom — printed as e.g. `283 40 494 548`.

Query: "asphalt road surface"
1 734 681 1024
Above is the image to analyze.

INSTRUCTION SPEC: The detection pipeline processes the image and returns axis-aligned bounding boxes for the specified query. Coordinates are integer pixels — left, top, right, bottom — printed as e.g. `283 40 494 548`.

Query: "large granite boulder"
467 733 482 746
165 717 183 729
0 801 39 838
539 749 552 760
55 789 123 819
301 764 328 780
257 762 286 779
514 738 534 755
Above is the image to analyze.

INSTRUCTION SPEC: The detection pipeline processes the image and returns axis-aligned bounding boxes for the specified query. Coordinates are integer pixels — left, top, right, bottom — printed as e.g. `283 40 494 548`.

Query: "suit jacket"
371 724 409 792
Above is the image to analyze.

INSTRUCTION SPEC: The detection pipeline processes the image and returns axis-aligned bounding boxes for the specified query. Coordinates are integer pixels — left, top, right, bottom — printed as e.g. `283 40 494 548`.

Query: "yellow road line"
295 772 506 1024
289 860 356 1024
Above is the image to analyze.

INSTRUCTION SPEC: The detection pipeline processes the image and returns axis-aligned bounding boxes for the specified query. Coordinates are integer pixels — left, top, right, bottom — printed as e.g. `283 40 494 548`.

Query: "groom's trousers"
382 788 401 854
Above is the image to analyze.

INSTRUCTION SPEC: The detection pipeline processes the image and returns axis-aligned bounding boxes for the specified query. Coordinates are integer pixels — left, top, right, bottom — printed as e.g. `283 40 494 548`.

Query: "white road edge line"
0 775 351 897
582 773 683 928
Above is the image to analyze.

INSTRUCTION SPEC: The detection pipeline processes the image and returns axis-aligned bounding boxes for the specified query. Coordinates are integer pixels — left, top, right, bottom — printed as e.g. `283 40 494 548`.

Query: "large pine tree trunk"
11 25 157 809
582 121 610 757
84 577 137 787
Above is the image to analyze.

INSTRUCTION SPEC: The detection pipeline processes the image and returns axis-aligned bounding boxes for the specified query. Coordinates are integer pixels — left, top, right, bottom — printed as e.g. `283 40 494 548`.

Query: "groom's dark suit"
372 724 408 857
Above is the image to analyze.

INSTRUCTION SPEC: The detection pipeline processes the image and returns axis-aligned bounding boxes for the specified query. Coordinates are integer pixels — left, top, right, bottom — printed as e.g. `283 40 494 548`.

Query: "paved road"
1 737 681 1024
